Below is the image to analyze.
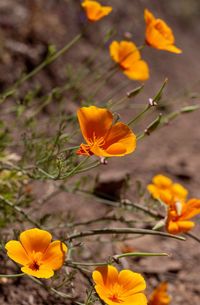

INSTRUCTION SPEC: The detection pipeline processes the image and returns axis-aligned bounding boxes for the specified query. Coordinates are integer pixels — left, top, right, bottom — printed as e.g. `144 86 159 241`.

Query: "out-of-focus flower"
92 265 147 305
149 282 171 305
109 40 149 80
147 174 188 206
81 0 112 22
5 228 67 279
77 106 136 157
144 9 182 54
166 199 200 234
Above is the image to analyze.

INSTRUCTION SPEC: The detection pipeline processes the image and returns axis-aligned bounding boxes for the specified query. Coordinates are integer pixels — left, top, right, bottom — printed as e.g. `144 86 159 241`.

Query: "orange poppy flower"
166 199 200 234
147 174 188 206
92 265 147 305
77 106 136 157
5 228 67 279
149 282 171 305
81 0 112 22
109 40 149 81
144 9 182 54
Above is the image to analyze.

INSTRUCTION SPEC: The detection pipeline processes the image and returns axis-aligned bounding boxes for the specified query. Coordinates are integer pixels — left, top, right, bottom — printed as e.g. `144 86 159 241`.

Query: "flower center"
109 293 123 303
28 251 43 271
29 260 40 271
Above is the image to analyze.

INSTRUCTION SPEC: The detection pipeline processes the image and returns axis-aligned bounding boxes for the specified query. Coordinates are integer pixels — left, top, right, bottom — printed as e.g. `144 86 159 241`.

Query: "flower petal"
180 199 200 220
77 106 113 143
118 270 146 296
21 265 54 279
167 219 195 234
92 265 118 288
123 60 149 81
144 9 155 25
20 228 52 254
5 240 29 265
42 241 67 270
82 1 112 22
104 122 136 155
122 292 147 305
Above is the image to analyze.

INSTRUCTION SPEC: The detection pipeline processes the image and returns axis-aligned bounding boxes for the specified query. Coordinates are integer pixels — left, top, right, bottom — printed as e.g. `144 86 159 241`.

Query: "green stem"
128 105 150 126
0 273 24 278
0 194 40 227
67 227 185 242
1 33 82 103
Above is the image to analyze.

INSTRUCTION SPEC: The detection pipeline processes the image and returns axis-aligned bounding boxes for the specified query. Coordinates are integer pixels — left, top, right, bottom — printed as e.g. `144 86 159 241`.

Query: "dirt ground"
0 0 200 304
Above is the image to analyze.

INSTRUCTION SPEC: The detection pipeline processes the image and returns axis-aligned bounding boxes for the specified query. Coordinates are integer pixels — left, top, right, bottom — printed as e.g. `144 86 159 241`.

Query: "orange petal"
20 228 52 254
104 122 136 155
5 240 29 265
81 1 112 22
77 106 113 143
167 219 195 234
149 282 171 305
118 270 146 296
181 199 200 220
123 60 149 81
144 9 155 25
92 265 118 288
42 241 67 270
21 265 54 279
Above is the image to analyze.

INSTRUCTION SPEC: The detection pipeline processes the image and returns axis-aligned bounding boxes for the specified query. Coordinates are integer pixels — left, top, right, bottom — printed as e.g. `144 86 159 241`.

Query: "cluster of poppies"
81 0 182 81
5 228 170 305
148 174 200 234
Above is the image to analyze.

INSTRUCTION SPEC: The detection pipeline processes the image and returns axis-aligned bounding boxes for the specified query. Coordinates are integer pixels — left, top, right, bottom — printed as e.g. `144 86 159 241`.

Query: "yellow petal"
118 270 146 296
20 228 52 254
172 183 188 202
123 60 149 81
21 265 54 279
109 41 120 63
5 240 29 265
152 175 172 188
42 241 67 270
92 265 118 288
77 106 113 143
122 293 147 305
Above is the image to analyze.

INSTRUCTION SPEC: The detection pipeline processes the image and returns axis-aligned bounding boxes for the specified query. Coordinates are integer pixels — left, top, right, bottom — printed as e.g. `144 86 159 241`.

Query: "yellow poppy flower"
77 106 136 157
144 9 182 54
149 282 171 305
147 174 188 206
166 199 200 234
109 40 149 80
81 0 112 22
5 228 67 279
92 265 147 305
